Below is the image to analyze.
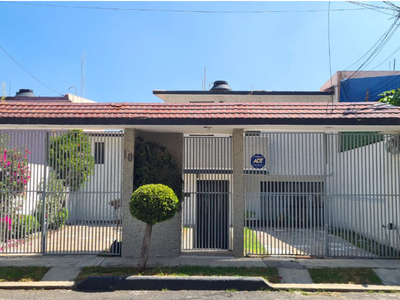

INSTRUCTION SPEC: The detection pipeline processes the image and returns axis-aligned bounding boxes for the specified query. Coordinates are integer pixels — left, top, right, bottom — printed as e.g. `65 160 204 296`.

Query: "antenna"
394 58 396 71
204 67 206 90
81 51 87 98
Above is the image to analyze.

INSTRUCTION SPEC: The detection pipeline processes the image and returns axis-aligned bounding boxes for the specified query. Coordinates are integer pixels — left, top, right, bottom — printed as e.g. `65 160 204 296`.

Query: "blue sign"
251 154 265 169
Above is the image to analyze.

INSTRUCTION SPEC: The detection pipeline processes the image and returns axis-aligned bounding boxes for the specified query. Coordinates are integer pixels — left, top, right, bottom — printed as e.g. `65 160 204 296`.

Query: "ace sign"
251 154 265 169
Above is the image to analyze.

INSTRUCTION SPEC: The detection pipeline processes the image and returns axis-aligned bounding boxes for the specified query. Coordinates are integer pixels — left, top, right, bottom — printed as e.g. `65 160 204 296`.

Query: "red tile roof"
0 102 399 126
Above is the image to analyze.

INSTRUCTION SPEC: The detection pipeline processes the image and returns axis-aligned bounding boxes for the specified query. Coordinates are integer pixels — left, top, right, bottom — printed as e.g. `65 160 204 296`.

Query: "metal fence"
182 136 233 251
244 132 400 258
0 129 123 255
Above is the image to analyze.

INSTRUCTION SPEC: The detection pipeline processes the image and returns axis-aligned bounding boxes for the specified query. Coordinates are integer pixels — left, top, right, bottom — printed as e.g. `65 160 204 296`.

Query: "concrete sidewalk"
0 255 400 291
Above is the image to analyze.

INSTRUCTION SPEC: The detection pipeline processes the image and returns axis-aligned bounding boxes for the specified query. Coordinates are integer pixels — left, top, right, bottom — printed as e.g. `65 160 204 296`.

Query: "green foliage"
48 130 95 192
0 135 31 204
379 88 400 106
13 215 39 238
129 184 180 225
0 266 50 282
36 172 68 229
134 138 182 201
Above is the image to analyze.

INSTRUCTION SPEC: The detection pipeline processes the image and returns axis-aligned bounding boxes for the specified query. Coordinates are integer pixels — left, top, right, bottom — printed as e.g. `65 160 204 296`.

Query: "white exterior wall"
67 134 123 223
327 135 400 249
244 133 325 221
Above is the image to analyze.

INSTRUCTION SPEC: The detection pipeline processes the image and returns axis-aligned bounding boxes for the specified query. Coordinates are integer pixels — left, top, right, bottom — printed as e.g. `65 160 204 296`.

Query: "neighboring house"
154 80 334 103
4 89 95 103
320 71 400 103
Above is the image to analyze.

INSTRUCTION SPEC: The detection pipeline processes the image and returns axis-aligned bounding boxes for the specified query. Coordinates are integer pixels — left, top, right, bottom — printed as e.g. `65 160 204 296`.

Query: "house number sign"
124 149 133 162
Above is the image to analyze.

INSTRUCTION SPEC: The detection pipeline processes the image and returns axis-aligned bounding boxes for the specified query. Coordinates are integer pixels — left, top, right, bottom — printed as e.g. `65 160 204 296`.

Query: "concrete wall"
122 129 183 258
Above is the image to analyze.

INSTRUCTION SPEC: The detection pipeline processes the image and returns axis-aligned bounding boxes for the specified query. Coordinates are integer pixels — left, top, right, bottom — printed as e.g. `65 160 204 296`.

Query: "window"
94 142 105 164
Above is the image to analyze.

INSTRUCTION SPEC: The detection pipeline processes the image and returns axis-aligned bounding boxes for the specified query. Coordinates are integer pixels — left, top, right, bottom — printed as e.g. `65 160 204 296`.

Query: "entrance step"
181 250 234 257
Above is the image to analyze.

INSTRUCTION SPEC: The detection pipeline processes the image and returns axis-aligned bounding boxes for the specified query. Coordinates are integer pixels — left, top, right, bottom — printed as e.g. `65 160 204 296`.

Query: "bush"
48 130 95 192
13 215 39 238
379 88 400 106
36 172 68 229
134 138 182 201
129 184 180 225
130 184 181 272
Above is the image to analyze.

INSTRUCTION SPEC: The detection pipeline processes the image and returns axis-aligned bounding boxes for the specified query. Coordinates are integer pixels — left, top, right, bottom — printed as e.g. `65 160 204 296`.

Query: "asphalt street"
0 290 399 300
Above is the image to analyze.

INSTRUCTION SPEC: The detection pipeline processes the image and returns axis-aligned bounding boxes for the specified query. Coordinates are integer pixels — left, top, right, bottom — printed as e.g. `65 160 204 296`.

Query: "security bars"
0 130 123 255
244 132 400 258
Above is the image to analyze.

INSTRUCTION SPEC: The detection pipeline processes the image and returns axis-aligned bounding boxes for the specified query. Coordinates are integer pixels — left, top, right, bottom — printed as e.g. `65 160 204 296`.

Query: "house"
0 99 399 259
320 71 400 103
153 80 400 257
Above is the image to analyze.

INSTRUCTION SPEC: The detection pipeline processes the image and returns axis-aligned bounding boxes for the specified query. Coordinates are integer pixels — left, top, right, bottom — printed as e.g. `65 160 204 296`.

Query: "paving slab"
101 256 266 268
374 269 400 286
0 255 105 267
296 259 400 269
41 267 82 282
278 269 313 284
262 258 305 269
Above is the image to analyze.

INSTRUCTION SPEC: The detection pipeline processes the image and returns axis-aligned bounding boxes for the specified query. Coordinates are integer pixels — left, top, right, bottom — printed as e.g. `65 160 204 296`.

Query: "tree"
48 130 95 192
379 88 400 106
129 184 180 272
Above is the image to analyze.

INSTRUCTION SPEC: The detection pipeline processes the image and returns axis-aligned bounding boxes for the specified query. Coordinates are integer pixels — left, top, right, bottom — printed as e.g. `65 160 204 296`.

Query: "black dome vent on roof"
210 80 232 91
15 89 36 97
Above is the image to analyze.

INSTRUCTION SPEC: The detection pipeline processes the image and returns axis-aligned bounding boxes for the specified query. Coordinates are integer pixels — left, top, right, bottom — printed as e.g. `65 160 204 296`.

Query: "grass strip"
309 268 382 285
76 266 280 283
0 266 50 282
245 227 267 255
331 228 399 258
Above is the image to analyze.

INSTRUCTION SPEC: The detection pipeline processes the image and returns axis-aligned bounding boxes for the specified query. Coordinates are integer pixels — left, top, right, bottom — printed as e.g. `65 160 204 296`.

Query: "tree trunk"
137 223 152 272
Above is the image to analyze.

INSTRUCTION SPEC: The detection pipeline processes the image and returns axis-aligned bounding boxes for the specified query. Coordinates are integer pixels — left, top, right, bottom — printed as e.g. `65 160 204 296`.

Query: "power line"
0 44 62 96
346 1 396 16
344 1 400 79
1 1 370 14
326 1 335 113
371 44 400 70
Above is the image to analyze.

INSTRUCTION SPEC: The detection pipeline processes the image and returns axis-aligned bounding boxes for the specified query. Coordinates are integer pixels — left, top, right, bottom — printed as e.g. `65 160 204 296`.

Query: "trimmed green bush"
129 184 180 225
48 130 95 192
129 184 181 272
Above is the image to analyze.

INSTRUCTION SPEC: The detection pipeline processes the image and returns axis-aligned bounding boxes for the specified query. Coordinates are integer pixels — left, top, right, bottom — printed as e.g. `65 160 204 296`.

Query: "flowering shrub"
0 135 31 242
0 147 31 198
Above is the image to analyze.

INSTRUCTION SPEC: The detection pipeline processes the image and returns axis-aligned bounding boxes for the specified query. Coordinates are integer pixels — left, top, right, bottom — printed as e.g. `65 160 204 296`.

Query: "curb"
271 283 400 292
74 276 272 291
0 281 75 290
1 278 400 292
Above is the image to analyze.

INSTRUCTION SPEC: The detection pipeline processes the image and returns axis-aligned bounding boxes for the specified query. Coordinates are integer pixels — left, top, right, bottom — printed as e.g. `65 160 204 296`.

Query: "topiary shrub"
48 130 95 192
134 138 182 201
130 184 180 272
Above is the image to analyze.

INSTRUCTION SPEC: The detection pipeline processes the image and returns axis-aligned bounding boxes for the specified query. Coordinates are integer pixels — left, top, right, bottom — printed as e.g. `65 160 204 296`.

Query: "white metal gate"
182 136 233 251
0 129 122 255
244 132 400 258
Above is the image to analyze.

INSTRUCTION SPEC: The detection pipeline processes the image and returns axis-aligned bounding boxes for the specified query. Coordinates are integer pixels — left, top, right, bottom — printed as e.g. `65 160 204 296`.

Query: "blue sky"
1 1 400 103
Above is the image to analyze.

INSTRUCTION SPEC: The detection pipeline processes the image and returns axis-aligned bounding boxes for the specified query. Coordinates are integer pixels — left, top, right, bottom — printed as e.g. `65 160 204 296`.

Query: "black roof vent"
210 80 232 91
15 89 36 97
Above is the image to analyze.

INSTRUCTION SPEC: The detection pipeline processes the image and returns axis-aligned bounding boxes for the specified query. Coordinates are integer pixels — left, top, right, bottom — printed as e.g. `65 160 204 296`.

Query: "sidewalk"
0 254 400 291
